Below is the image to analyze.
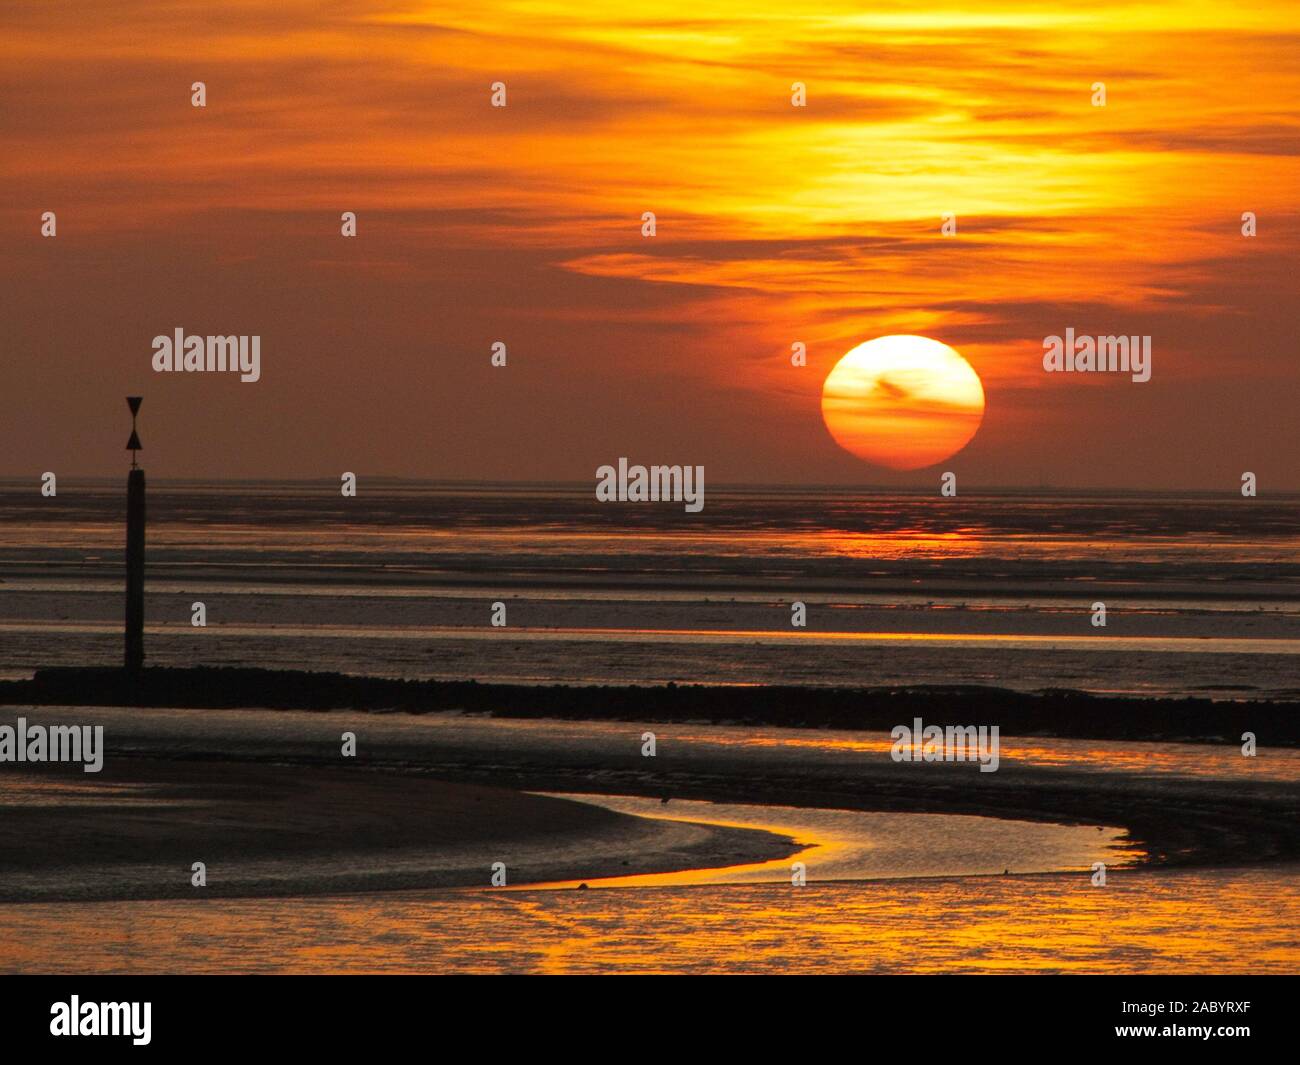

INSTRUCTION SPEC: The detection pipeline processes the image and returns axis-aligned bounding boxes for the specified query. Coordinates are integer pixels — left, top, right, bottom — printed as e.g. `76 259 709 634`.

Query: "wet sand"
1 703 1297 905
0 759 796 903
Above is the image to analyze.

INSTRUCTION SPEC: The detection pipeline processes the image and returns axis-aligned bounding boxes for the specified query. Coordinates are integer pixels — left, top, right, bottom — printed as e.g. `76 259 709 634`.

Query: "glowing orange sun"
821 335 985 471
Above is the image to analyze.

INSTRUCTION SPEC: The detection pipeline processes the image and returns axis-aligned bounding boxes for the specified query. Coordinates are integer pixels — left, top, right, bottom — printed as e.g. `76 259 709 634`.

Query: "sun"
820 335 985 471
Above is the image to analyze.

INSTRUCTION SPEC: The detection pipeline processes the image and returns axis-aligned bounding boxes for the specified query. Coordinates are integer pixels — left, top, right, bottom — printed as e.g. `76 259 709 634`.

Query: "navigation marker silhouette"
124 396 146 672
126 396 143 467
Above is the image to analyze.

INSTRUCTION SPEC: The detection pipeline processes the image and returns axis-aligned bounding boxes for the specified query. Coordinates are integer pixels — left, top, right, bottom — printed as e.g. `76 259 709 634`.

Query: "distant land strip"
2 667 1296 747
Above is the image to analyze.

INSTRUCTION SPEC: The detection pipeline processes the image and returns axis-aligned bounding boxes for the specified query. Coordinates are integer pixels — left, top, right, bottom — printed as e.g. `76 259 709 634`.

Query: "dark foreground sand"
2 698 1297 902
0 759 796 902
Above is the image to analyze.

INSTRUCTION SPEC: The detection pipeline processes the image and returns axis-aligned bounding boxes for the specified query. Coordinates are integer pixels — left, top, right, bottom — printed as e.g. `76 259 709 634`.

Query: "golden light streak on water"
1 867 1294 974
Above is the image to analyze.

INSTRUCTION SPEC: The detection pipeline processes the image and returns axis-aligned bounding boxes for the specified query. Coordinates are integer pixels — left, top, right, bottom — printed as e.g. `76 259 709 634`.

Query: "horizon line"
1 476 1295 497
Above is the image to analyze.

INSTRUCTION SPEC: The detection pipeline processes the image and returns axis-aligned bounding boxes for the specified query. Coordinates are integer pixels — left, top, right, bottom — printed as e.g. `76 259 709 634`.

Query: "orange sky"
2 0 1298 486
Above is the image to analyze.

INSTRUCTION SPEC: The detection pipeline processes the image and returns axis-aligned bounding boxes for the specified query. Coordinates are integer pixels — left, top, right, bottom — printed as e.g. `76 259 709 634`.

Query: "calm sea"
1 481 1297 696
